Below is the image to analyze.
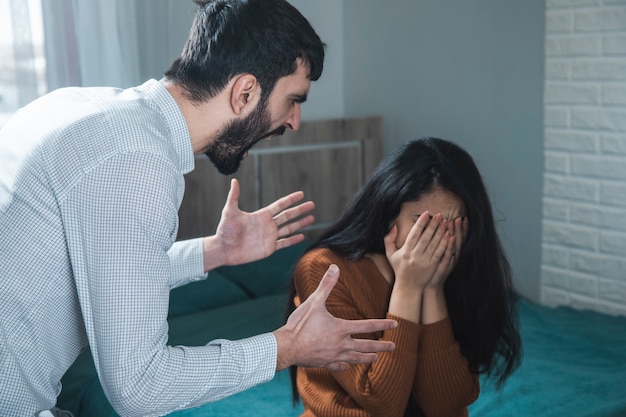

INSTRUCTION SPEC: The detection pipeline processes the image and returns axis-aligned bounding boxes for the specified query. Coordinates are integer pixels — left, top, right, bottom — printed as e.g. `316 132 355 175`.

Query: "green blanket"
58 295 303 417
58 296 626 417
469 298 626 417
56 240 626 417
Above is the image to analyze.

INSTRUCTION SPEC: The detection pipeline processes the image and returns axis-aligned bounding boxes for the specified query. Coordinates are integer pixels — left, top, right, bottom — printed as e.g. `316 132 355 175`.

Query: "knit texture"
293 248 479 417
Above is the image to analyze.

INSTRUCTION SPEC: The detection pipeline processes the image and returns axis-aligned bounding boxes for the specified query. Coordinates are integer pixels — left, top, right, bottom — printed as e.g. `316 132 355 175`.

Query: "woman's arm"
413 216 478 417
294 251 420 417
412 316 480 417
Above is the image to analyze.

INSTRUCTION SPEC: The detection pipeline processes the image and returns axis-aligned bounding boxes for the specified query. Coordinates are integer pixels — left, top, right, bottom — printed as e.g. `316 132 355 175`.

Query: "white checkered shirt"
0 80 277 417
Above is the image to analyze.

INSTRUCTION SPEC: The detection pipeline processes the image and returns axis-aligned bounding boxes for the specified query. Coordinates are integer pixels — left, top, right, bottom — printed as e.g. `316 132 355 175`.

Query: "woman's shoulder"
298 247 352 270
296 248 377 291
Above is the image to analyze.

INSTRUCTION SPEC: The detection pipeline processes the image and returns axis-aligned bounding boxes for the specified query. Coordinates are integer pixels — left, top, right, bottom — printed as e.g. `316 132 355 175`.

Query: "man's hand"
203 179 315 270
273 265 397 372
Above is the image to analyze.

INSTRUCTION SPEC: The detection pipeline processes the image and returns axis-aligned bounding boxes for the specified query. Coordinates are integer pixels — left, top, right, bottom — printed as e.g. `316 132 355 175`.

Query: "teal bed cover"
56 244 626 417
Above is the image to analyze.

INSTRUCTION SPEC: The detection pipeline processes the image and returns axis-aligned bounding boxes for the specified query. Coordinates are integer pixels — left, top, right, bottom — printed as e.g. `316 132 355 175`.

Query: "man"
0 0 397 416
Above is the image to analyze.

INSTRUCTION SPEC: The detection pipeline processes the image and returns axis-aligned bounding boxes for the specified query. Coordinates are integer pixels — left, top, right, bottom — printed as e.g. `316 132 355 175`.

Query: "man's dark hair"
165 0 325 103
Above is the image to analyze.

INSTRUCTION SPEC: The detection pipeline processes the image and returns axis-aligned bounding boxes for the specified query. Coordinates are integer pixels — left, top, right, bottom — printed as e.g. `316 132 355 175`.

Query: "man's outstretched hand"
203 178 315 271
273 264 397 372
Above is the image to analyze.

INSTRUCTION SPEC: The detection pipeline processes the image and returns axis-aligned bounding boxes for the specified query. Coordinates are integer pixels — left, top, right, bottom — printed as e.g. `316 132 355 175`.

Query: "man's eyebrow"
292 94 308 104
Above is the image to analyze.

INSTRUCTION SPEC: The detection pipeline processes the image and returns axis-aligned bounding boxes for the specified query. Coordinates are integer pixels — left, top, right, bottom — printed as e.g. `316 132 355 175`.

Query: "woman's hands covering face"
384 212 468 291
425 215 469 289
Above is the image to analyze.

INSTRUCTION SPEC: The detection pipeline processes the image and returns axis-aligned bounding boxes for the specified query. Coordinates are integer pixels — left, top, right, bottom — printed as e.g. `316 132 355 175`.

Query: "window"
0 0 46 128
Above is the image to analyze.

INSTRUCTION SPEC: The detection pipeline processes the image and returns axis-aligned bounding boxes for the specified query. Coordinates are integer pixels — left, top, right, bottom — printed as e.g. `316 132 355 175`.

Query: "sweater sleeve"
294 250 421 417
413 318 480 417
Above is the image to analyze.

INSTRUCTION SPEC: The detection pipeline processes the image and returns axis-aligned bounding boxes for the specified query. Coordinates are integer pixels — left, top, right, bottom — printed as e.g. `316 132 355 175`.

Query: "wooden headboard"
176 115 383 241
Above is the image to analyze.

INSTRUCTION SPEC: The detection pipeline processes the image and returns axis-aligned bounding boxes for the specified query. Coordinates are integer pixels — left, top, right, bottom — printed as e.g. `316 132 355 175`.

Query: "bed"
56 116 626 417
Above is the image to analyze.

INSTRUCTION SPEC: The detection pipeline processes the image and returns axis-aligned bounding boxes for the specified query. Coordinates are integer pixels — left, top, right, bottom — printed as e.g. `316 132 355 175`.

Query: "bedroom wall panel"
177 116 383 241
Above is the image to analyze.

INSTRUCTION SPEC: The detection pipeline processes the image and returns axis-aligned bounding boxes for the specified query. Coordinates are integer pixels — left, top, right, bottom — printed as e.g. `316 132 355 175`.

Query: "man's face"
204 98 278 175
204 59 311 175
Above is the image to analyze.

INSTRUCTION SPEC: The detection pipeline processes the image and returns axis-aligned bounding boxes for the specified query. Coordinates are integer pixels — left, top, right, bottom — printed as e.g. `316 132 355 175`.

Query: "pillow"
168 269 251 319
215 241 310 298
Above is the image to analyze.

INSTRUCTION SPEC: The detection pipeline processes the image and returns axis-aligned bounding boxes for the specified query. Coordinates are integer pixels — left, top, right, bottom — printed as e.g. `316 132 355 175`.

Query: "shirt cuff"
167 238 206 288
244 332 277 383
209 332 277 390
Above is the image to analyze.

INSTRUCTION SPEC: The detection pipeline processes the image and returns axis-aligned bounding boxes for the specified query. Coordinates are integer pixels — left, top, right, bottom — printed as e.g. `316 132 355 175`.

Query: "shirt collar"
137 79 195 175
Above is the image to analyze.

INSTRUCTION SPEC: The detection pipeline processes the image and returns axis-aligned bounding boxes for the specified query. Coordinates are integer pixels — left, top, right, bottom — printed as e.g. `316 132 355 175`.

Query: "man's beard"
204 100 286 175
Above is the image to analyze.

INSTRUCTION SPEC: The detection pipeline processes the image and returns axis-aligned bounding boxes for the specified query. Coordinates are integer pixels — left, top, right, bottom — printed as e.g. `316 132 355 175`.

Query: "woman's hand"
425 215 469 289
384 212 454 292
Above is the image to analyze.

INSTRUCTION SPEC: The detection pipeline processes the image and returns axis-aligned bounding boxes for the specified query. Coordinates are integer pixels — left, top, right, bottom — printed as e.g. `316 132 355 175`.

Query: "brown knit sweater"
293 248 479 417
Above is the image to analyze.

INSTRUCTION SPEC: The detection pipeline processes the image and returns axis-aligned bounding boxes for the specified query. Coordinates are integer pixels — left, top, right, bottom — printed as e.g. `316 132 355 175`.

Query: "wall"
341 0 546 303
288 0 345 120
135 0 196 82
137 0 626 315
541 0 626 316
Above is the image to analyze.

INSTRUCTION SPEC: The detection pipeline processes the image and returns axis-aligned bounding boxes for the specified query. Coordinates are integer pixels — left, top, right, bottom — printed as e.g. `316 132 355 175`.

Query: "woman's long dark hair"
287 137 522 403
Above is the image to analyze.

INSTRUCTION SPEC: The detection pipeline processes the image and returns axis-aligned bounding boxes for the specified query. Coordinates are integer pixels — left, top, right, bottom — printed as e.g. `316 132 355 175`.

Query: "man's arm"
65 154 283 416
274 264 397 371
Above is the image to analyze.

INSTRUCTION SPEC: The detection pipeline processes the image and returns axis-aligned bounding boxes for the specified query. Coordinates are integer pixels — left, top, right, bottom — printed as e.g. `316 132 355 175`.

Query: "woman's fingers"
383 224 399 258
402 211 434 251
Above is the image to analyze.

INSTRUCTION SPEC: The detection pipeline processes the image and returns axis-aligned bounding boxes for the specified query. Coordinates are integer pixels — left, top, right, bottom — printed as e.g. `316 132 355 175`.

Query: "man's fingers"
326 346 393 370
341 317 398 336
326 362 351 372
334 352 378 366
223 178 241 212
274 201 315 224
266 190 306 215
277 215 315 239
275 233 306 250
308 264 341 303
289 265 397 372
349 338 396 354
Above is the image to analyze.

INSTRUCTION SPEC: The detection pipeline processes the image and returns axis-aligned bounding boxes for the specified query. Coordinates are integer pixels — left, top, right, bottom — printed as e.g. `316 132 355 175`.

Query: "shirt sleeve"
61 152 276 417
167 238 207 289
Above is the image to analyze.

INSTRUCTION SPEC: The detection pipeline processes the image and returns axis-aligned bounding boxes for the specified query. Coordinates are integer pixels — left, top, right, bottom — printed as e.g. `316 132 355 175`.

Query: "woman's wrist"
420 287 448 324
388 286 423 324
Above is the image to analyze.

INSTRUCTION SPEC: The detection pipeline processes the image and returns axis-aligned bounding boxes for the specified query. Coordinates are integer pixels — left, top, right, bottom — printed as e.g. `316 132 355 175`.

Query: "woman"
287 137 522 417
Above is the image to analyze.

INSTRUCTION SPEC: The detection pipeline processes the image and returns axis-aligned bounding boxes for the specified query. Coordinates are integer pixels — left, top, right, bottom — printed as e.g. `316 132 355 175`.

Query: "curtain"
42 0 142 90
41 0 192 91
7 0 41 105
0 0 45 127
1 0 192 129
40 0 80 90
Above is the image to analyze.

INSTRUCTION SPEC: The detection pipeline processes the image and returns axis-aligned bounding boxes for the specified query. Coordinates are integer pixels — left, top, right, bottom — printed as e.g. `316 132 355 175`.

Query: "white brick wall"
542 0 626 316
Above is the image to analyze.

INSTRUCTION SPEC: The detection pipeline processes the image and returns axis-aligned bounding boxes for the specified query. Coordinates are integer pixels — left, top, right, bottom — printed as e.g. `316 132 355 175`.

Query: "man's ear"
230 74 259 115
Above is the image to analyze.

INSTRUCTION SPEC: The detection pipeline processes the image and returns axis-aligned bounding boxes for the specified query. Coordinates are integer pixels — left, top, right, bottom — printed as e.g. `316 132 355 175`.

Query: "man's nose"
285 103 301 131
